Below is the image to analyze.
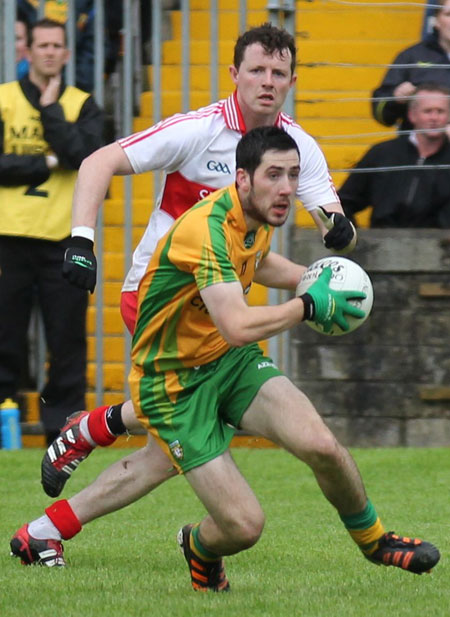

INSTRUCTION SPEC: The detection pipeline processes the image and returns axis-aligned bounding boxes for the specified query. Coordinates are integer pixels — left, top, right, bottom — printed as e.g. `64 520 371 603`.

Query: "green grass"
1 447 448 617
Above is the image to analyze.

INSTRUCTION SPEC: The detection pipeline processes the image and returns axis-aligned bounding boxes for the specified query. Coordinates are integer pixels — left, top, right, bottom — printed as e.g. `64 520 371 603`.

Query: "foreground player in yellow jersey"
11 127 440 587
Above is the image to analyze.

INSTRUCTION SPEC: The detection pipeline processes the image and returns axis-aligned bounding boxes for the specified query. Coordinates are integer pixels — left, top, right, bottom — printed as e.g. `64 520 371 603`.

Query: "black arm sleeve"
0 116 50 186
372 85 408 127
40 95 105 170
371 50 411 127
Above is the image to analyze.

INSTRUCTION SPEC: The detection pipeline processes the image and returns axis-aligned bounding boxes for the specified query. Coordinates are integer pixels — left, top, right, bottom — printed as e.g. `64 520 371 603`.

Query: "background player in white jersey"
37 24 357 521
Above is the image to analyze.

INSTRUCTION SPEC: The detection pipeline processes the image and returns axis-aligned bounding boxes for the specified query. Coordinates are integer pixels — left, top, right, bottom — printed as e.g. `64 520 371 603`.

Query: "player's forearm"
72 156 110 228
309 201 343 234
254 252 306 290
220 298 305 347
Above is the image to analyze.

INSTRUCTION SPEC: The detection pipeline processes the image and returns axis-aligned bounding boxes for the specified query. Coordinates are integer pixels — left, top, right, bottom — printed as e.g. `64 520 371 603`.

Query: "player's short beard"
243 187 287 227
243 193 267 224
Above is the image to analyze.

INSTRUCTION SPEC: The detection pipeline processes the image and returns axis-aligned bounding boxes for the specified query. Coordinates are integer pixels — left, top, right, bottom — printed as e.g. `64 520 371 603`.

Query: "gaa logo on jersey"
169 439 184 460
206 160 231 174
244 231 256 248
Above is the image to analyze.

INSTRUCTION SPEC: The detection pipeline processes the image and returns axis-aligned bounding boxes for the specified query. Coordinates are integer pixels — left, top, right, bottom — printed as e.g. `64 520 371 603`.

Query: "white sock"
28 515 61 541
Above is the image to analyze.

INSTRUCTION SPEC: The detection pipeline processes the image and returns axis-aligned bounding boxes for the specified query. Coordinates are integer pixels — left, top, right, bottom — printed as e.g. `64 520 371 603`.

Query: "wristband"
300 293 315 321
72 226 95 243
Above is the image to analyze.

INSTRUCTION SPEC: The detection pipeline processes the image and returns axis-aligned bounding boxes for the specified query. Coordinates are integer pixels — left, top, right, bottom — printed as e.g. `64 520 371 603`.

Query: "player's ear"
235 167 250 190
229 64 238 85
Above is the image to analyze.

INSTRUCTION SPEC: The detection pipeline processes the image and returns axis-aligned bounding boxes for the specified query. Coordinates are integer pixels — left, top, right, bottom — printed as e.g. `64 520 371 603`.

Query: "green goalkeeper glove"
299 267 366 333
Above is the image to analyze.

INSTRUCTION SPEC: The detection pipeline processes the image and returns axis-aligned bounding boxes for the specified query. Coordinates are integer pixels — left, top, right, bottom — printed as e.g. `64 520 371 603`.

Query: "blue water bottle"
0 398 22 449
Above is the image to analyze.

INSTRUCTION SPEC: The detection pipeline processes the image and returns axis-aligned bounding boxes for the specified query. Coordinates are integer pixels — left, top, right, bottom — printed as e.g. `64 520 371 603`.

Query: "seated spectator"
339 83 450 228
372 0 450 131
15 18 30 79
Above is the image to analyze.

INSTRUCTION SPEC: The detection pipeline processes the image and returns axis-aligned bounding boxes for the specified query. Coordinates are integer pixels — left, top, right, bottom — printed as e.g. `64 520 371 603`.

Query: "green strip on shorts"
138 343 283 473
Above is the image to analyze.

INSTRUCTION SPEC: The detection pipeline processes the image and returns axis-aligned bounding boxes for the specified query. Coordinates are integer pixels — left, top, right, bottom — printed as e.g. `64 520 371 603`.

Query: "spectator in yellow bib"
0 18 104 444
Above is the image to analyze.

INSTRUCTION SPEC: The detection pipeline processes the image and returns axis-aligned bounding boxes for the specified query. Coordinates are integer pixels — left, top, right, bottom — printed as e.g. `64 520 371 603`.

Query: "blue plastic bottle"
0 398 22 449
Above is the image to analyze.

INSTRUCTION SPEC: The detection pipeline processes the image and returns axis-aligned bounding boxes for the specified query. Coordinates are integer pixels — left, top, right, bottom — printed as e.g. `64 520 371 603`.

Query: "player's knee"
227 505 265 550
236 517 265 550
304 430 342 471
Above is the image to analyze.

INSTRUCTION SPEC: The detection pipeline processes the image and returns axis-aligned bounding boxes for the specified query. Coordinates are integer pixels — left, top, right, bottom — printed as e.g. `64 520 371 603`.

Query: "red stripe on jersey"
278 112 338 200
160 170 217 219
328 173 340 201
119 104 224 149
223 92 246 133
278 112 295 128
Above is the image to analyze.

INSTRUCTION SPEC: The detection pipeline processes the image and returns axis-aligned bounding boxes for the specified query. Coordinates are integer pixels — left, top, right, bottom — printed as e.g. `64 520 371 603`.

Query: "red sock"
86 405 117 446
45 500 82 540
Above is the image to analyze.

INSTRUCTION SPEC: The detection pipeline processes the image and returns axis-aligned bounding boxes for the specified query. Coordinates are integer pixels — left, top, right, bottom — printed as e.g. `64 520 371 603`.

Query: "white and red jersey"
119 91 339 292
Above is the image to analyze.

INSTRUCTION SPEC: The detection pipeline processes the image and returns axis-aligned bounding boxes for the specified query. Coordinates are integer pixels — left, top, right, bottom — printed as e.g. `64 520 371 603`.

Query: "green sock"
191 525 221 561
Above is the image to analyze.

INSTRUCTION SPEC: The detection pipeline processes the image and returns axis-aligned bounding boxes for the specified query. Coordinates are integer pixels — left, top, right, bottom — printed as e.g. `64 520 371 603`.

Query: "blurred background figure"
340 83 450 228
0 18 104 444
372 0 450 131
15 17 30 79
17 0 123 93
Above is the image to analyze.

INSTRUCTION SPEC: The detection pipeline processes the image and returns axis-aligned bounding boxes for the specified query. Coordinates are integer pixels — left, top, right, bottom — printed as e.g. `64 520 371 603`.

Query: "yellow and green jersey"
131 183 273 373
24 1 70 23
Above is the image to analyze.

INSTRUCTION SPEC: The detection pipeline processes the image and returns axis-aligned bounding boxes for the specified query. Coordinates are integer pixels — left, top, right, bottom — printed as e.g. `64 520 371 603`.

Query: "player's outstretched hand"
62 236 97 293
299 267 366 333
317 206 357 253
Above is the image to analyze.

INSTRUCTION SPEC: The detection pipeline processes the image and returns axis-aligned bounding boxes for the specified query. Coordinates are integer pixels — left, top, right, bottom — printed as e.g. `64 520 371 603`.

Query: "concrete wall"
290 228 450 447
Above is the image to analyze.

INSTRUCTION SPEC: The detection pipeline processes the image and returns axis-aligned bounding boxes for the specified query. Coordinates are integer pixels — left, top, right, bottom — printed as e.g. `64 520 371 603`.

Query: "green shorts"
136 343 283 473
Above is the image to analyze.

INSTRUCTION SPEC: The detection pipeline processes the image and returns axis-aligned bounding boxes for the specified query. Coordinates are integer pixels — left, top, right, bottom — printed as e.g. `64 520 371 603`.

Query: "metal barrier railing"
0 0 143 403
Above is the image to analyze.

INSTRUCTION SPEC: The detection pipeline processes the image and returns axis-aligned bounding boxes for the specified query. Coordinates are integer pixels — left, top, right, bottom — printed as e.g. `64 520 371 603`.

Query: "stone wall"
289 228 450 447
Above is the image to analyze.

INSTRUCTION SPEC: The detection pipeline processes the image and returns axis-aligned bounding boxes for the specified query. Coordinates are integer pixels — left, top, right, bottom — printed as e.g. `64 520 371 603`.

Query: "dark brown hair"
233 22 296 76
236 126 299 179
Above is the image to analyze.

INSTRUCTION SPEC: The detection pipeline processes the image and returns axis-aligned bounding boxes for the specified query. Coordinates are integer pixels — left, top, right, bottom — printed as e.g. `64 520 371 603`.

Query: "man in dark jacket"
372 0 450 130
0 18 104 443
340 83 450 228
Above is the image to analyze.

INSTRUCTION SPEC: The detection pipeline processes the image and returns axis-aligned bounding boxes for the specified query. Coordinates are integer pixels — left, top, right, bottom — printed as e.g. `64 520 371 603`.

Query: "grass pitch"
1 447 448 617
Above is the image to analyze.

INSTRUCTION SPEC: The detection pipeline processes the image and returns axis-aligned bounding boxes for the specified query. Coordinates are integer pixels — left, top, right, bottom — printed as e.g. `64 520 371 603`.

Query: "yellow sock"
340 499 386 555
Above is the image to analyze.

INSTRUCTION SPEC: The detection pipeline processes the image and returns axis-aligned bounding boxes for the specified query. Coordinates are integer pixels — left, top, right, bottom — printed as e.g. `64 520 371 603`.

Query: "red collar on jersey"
223 91 283 134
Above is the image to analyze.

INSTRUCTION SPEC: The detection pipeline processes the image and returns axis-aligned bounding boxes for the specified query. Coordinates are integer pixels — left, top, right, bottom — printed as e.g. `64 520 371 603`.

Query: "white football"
296 256 373 336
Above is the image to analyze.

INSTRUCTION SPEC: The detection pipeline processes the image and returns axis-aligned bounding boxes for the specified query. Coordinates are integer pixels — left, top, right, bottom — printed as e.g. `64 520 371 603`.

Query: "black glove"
62 236 97 293
317 206 357 252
